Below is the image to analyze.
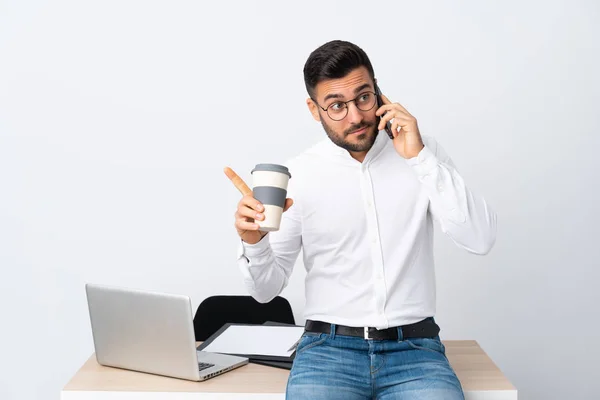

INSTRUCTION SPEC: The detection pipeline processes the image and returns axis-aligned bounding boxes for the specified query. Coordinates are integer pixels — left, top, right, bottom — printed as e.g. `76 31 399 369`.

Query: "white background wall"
1 1 598 399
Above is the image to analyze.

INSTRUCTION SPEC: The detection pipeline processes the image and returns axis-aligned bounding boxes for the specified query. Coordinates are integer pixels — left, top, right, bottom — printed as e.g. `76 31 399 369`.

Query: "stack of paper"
196 323 305 369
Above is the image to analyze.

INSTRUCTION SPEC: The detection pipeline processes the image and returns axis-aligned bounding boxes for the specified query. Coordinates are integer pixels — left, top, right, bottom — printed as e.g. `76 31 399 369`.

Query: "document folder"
196 322 305 365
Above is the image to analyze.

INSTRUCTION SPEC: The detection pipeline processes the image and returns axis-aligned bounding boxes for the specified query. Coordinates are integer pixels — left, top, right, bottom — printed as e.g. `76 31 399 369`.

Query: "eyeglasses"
312 91 378 121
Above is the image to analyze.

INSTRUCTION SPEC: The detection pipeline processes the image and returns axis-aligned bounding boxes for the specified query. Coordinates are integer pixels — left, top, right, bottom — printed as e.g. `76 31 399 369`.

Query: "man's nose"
346 102 364 125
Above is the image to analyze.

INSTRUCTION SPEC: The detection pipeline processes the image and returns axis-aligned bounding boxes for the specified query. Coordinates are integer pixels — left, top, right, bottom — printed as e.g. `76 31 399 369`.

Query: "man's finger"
381 93 392 105
283 198 294 212
236 220 260 231
238 205 264 221
224 167 252 196
376 96 411 117
240 194 264 212
375 103 391 116
391 119 402 138
383 95 410 114
377 109 399 130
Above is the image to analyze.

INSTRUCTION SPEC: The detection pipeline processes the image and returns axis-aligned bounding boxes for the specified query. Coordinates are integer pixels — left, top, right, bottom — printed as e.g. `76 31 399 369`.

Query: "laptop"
85 283 249 381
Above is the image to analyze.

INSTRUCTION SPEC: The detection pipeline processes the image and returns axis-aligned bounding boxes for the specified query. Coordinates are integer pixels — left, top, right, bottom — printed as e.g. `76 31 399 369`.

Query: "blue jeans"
286 325 464 399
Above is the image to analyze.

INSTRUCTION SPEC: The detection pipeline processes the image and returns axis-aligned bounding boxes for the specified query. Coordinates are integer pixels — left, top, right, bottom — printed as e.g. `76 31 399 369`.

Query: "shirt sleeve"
405 136 497 255
236 182 303 303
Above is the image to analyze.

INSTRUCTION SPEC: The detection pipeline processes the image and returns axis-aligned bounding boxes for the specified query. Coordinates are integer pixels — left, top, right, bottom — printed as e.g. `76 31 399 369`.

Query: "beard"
320 118 378 153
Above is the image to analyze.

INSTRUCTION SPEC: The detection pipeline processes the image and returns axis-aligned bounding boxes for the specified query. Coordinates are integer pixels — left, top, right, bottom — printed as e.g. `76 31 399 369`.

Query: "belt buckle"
364 327 373 340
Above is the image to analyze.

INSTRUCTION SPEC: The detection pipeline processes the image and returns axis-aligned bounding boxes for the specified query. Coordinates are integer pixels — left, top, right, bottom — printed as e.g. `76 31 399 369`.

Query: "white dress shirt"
237 131 496 329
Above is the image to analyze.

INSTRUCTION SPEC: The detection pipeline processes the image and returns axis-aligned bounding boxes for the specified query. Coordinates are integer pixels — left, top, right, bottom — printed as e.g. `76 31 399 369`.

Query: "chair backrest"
193 295 295 341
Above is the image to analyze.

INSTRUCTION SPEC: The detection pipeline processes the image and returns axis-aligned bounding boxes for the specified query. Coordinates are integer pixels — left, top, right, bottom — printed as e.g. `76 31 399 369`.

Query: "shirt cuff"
237 233 271 260
405 145 438 178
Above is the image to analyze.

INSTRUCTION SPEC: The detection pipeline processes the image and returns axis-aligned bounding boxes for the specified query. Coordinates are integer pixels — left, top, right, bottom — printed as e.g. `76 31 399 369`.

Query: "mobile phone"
375 83 394 139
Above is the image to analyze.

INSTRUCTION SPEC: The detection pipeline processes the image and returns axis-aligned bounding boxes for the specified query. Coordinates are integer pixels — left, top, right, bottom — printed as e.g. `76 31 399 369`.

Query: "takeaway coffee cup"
251 163 292 232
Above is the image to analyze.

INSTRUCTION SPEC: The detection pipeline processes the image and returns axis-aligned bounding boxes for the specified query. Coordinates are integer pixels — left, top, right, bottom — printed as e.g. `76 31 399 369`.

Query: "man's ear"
306 98 321 122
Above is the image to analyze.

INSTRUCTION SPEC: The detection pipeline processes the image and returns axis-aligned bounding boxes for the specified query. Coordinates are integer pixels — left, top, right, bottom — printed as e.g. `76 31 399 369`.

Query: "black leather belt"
305 318 440 340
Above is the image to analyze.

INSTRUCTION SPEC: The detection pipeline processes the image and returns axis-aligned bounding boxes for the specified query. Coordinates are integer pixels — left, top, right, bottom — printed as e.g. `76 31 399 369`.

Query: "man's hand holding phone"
224 167 294 245
375 94 424 159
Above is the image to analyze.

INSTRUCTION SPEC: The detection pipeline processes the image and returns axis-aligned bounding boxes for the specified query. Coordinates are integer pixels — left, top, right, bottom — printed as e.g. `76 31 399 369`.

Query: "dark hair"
303 40 375 98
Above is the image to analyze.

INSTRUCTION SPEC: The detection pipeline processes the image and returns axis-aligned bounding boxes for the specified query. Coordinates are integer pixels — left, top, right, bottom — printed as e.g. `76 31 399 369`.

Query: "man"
229 40 496 399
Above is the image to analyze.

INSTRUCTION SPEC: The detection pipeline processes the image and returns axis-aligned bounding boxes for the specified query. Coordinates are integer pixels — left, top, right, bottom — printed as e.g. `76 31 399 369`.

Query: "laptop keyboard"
198 362 215 372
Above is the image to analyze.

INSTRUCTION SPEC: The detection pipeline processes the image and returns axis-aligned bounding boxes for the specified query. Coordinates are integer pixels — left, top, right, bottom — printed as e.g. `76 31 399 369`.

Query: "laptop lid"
85 283 204 381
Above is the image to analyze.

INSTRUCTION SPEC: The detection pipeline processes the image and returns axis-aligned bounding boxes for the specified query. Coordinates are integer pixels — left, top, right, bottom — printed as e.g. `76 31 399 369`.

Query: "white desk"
62 340 517 400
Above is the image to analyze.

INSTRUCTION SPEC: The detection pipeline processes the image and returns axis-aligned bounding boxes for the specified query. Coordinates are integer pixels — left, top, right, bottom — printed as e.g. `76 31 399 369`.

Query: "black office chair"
193 295 296 341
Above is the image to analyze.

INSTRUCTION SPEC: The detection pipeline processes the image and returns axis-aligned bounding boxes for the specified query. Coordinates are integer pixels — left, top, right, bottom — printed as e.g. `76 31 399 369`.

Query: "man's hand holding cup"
225 166 293 245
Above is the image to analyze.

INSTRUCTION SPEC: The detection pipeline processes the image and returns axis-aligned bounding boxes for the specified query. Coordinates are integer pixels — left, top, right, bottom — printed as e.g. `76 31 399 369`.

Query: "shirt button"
371 236 377 243
437 184 444 192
